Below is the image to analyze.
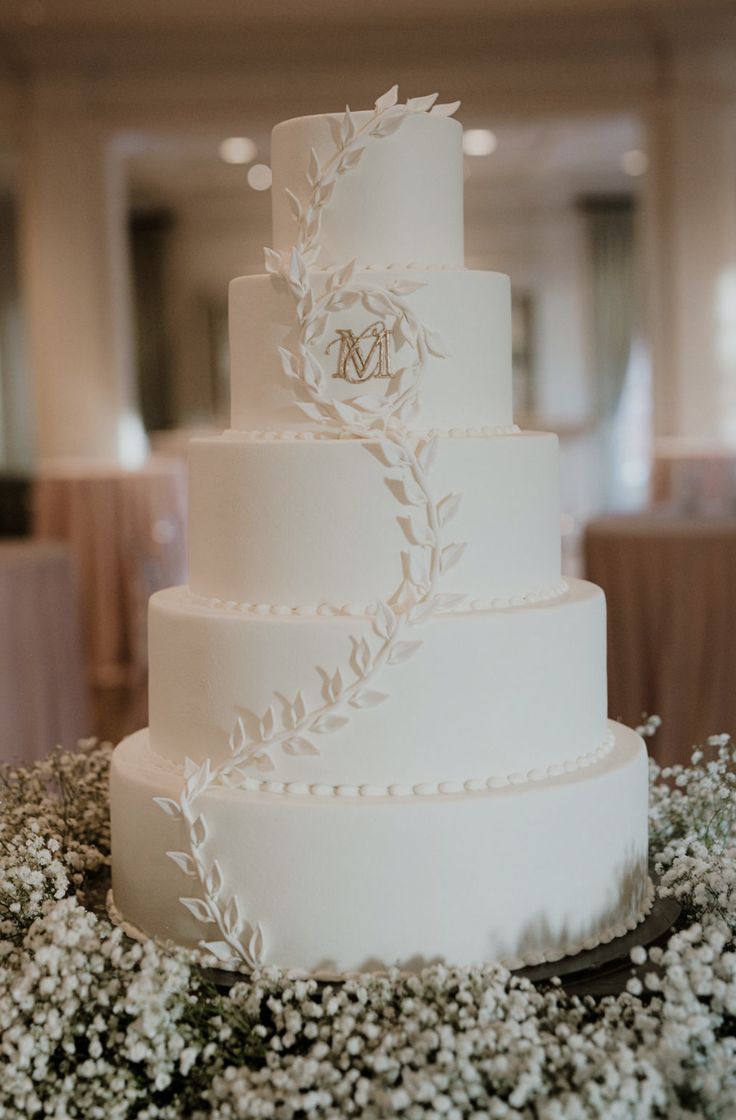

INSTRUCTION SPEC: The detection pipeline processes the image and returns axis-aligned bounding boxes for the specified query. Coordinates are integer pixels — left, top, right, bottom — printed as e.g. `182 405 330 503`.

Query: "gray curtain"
129 208 175 433
0 192 33 471
582 197 636 419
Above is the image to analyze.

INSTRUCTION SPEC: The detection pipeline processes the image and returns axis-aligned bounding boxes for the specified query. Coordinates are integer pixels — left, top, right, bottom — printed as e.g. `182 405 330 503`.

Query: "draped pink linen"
584 514 736 766
0 540 88 762
33 459 187 689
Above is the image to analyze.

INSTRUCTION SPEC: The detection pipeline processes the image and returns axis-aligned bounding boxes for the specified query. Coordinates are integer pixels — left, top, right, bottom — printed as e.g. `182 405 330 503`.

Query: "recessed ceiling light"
621 149 648 177
462 129 498 157
247 164 272 191
219 137 257 165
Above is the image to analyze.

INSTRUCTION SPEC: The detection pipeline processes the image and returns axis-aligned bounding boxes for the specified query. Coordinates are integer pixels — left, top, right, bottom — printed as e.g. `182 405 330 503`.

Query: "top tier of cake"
271 111 464 268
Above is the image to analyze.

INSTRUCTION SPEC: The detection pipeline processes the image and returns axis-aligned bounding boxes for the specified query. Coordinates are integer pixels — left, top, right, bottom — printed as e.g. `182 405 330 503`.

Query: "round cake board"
92 871 679 998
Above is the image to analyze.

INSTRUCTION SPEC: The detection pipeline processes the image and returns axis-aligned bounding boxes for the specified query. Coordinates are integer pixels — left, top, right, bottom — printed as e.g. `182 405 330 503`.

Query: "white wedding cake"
110 87 651 974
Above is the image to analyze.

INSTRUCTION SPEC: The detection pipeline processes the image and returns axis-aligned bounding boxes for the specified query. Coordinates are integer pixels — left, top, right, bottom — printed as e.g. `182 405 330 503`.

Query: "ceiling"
126 113 643 221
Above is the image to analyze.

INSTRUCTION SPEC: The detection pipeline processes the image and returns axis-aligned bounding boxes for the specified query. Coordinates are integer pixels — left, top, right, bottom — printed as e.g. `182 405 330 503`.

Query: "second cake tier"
148 579 607 788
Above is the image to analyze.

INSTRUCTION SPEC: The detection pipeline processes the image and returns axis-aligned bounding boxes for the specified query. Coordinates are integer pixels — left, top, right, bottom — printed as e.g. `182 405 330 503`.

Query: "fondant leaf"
431 592 467 612
201 940 237 964
294 690 307 723
259 705 275 740
180 896 215 924
340 106 356 147
206 859 224 896
408 550 430 588
153 796 183 820
430 100 461 118
417 434 439 473
307 146 321 186
356 637 371 674
372 114 406 139
375 84 399 111
297 402 327 423
283 736 319 756
302 352 324 393
166 850 196 877
341 146 365 172
223 896 241 937
363 290 391 315
350 689 389 709
406 93 439 112
249 922 265 964
311 713 349 733
185 759 211 802
388 640 423 664
376 438 406 468
389 279 426 296
373 600 397 640
332 400 362 427
228 716 247 755
398 514 431 547
437 492 462 527
252 752 275 772
284 189 303 224
425 328 448 358
440 542 467 573
277 347 301 380
329 668 343 701
191 814 208 848
263 246 283 274
385 475 425 507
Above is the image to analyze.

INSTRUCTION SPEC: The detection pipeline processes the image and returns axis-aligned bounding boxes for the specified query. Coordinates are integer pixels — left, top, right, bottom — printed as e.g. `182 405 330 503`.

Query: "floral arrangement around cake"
0 720 734 1119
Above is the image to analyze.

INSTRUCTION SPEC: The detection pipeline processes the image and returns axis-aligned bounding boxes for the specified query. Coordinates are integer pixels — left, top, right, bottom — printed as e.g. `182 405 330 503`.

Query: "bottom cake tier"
110 720 650 973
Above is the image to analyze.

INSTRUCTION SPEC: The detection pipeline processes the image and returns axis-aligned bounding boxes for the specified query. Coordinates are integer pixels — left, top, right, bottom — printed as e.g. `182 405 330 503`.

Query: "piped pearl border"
106 876 655 975
193 579 569 621
221 424 521 442
144 725 614 802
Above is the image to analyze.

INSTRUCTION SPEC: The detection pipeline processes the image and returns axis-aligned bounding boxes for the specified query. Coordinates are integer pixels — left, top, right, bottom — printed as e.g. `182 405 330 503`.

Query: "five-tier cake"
110 87 651 974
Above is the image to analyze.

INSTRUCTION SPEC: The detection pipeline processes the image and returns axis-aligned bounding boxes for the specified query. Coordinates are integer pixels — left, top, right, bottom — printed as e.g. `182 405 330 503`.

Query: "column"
644 51 736 442
18 79 138 461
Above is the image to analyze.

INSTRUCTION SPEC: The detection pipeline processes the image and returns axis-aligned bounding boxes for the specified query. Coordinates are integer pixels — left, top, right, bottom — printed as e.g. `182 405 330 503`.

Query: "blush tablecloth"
584 514 736 765
33 459 187 689
0 540 88 763
651 443 736 513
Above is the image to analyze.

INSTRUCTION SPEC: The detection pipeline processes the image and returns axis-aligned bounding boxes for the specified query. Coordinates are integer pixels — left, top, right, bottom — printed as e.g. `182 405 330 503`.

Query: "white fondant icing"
110 89 650 975
110 723 651 974
228 270 511 434
271 110 463 270
147 579 607 789
188 433 561 609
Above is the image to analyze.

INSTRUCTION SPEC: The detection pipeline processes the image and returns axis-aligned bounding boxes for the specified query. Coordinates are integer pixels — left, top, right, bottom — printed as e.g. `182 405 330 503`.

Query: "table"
0 539 88 763
584 513 736 765
651 441 736 513
33 458 187 689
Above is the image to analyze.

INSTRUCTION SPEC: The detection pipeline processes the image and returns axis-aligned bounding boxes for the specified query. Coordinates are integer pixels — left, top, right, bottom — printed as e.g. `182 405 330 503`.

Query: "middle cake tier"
188 431 562 608
148 578 607 789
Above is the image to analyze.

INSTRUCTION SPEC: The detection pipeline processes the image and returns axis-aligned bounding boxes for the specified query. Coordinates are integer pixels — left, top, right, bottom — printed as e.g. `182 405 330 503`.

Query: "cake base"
110 721 650 974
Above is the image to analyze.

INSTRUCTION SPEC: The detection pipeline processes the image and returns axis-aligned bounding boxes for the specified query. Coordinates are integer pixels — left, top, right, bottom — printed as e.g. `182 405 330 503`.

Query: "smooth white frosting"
110 722 650 974
271 111 464 269
187 432 562 608
147 579 607 788
228 269 512 433
110 93 650 974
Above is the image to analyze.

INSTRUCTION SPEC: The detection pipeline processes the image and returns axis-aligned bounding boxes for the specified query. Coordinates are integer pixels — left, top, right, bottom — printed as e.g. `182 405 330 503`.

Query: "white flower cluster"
0 821 68 940
0 898 208 1119
0 734 735 1118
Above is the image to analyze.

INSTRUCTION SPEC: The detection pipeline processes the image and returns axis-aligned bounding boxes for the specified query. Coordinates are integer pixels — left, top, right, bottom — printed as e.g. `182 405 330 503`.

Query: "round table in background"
0 539 88 763
584 513 736 766
33 458 187 691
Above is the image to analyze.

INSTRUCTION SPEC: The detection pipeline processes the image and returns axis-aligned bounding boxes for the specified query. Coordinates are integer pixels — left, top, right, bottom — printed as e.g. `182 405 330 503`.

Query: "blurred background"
0 0 735 760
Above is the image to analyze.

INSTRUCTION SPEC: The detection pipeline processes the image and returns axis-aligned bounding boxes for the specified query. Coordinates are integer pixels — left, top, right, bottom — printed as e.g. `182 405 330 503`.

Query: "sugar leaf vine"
156 85 464 971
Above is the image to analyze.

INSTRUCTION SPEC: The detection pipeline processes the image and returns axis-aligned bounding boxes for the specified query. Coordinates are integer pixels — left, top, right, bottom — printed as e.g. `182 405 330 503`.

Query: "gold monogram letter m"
327 321 392 383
